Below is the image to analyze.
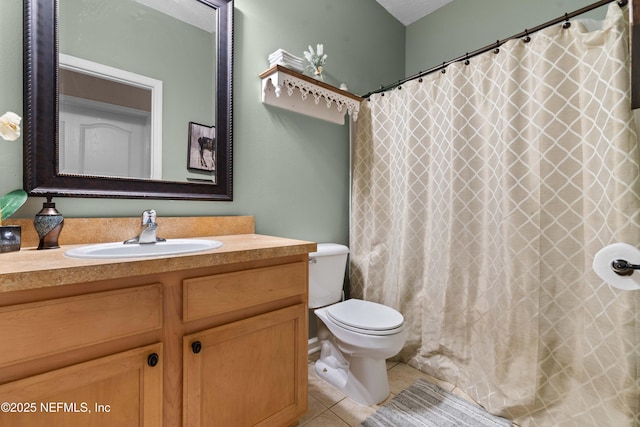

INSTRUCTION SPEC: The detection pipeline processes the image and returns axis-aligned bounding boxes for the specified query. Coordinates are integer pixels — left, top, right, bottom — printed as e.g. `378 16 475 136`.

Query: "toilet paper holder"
610 259 640 276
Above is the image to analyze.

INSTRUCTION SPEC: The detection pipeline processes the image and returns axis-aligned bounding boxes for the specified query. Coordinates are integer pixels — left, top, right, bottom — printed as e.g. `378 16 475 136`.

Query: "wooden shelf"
259 65 363 125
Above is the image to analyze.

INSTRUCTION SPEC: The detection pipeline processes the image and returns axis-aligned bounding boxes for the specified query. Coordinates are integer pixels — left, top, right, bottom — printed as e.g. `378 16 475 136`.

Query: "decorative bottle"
34 197 64 250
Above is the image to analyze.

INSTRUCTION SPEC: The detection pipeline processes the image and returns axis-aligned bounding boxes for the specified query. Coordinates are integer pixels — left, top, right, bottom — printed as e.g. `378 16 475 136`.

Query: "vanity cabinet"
0 234 312 427
181 260 308 427
0 285 164 427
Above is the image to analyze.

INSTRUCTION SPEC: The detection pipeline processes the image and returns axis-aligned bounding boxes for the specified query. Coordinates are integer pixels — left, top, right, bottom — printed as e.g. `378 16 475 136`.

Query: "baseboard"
308 337 321 355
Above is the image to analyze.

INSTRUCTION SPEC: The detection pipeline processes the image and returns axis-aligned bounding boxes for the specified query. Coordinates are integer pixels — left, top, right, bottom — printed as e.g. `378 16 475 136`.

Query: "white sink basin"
64 239 223 259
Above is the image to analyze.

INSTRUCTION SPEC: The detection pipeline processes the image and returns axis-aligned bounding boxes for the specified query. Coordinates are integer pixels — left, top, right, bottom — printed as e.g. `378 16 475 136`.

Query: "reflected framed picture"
188 122 216 173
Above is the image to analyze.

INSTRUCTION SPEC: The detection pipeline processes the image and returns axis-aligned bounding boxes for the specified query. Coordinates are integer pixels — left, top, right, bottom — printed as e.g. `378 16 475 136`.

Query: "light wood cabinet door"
0 343 162 427
183 304 307 427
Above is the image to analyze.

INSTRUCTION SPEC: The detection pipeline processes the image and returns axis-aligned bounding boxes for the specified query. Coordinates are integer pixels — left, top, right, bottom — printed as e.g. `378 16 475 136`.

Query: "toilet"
309 243 407 406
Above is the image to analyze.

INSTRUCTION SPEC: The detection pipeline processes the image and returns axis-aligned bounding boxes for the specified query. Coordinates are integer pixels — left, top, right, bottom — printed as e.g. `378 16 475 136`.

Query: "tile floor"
299 353 481 427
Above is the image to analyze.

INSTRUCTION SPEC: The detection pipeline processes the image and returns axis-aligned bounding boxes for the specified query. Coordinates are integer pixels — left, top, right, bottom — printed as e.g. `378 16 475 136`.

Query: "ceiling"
376 0 453 26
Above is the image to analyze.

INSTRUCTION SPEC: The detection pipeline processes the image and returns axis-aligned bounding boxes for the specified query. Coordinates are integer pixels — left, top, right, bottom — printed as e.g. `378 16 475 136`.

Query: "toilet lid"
326 299 404 332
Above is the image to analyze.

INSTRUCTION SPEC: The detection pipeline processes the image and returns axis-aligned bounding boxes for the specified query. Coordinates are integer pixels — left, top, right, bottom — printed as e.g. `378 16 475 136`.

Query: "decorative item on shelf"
0 111 27 253
303 43 327 81
34 196 64 250
268 49 304 73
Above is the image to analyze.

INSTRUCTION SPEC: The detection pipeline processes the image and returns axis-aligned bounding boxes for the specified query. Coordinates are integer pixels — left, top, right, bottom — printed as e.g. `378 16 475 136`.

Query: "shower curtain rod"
362 0 628 98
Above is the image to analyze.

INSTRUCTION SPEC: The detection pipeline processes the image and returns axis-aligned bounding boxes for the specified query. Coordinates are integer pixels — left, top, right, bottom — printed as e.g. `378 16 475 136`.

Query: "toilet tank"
308 243 350 309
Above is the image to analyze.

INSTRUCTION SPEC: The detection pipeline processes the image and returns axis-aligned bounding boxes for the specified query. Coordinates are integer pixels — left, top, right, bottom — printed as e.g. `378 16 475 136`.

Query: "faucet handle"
142 209 157 225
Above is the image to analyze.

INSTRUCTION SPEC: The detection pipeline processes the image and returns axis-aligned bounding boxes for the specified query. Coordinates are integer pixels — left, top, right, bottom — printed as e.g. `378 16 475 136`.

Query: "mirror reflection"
24 0 232 200
58 0 217 183
59 54 162 179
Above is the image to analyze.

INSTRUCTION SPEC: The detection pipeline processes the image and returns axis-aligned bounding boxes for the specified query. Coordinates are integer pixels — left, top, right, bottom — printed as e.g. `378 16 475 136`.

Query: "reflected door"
60 98 151 179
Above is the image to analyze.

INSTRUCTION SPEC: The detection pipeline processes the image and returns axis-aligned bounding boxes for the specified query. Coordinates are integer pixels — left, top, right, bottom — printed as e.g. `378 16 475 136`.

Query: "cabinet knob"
191 341 202 354
147 353 159 367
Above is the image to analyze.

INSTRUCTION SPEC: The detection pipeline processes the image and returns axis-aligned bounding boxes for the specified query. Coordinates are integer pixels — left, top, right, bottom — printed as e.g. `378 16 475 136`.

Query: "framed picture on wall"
187 122 216 173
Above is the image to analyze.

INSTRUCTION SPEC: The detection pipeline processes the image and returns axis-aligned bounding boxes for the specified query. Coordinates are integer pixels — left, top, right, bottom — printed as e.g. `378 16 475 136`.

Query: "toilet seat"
325 299 404 336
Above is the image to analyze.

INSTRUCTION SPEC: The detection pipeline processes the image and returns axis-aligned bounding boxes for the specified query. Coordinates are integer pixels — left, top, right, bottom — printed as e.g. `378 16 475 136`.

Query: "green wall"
406 0 609 76
1 0 615 247
0 0 404 245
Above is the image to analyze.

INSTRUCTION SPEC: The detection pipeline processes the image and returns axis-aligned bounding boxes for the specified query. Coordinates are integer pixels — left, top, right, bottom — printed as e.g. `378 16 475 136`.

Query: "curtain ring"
562 13 571 29
617 0 627 7
441 62 446 74
464 53 470 65
494 40 500 54
523 29 531 43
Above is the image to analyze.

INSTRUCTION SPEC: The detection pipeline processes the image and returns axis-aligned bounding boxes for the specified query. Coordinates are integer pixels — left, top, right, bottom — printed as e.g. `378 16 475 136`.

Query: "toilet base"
314 345 390 406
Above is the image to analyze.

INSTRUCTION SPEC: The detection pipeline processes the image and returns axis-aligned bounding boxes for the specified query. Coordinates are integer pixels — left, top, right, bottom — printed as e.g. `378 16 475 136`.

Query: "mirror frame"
23 0 233 201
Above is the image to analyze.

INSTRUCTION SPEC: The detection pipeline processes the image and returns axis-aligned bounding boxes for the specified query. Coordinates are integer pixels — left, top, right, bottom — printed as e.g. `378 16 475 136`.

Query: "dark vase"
34 200 64 250
0 225 21 253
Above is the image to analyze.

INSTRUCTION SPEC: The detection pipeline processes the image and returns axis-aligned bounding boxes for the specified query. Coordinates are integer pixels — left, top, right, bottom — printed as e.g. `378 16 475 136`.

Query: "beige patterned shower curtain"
350 4 639 426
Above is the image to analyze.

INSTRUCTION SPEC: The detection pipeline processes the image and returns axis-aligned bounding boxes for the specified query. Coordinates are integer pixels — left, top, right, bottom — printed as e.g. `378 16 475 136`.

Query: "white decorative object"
268 49 304 73
303 43 327 81
0 112 21 141
260 65 362 125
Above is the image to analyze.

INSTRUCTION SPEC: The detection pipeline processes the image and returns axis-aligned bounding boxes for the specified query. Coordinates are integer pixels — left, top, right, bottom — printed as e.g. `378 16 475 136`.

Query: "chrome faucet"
124 209 166 244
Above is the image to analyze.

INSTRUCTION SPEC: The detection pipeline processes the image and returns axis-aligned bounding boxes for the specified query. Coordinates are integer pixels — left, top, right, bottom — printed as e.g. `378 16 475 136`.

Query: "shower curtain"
350 4 639 426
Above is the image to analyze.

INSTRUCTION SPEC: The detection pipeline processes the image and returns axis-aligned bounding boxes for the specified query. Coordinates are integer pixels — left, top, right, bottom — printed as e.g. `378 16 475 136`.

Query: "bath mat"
360 379 511 427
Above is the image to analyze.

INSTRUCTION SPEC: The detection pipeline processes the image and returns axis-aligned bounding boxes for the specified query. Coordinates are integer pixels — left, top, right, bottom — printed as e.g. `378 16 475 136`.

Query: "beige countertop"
0 233 316 294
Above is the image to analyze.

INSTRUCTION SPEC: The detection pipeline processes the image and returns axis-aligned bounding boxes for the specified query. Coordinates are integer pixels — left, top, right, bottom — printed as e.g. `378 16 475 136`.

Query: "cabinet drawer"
183 261 307 322
0 284 162 367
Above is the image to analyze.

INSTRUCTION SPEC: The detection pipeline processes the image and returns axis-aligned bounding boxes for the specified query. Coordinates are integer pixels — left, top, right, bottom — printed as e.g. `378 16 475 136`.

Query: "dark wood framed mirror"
23 0 233 200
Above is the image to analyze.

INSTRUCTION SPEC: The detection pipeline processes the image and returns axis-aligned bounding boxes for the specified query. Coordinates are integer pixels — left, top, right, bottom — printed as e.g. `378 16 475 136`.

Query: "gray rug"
360 379 512 427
